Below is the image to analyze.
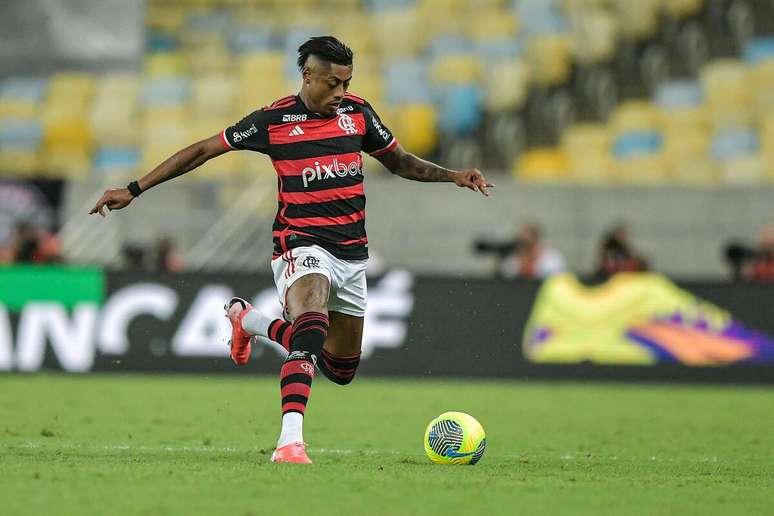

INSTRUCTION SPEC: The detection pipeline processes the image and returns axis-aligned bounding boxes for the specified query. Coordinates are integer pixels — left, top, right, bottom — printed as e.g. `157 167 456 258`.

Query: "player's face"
305 62 353 116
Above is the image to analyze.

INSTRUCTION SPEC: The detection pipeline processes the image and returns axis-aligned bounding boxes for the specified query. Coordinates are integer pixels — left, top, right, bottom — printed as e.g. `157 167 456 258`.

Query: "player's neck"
298 90 326 117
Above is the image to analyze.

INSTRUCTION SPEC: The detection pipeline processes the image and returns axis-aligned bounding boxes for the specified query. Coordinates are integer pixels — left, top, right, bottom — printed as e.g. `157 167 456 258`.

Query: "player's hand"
89 188 134 217
453 169 495 196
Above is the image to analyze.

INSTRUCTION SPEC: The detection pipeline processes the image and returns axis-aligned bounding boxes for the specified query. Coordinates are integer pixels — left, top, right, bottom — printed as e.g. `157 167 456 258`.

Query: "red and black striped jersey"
221 93 397 261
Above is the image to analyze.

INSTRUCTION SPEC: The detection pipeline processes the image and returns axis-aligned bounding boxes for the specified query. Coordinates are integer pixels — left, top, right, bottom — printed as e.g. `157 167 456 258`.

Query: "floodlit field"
1 374 772 515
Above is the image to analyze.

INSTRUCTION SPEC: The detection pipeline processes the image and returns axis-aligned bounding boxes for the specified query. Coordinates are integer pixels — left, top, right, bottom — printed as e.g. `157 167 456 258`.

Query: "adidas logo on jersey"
288 125 305 136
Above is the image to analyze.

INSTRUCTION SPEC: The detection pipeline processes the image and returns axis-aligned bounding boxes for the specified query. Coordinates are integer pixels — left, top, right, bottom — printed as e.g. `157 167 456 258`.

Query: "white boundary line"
7 442 404 456
4 443 728 463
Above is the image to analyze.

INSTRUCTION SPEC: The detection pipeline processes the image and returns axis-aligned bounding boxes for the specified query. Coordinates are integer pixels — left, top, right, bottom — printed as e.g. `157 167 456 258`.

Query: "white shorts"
271 245 368 318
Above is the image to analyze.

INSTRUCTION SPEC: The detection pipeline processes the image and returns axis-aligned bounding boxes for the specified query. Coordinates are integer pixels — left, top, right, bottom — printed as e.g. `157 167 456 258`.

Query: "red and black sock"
318 348 361 385
267 319 292 352
279 312 329 416
280 354 315 416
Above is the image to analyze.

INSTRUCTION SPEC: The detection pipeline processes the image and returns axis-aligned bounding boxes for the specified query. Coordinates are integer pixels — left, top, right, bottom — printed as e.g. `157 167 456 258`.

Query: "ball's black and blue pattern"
424 412 486 465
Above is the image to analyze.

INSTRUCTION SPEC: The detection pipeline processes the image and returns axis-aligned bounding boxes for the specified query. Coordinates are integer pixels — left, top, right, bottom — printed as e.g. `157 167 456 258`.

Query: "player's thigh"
324 311 364 356
285 273 331 320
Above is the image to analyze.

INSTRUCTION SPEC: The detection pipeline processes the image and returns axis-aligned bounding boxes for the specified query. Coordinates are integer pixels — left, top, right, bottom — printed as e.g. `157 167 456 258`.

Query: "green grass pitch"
1 374 772 515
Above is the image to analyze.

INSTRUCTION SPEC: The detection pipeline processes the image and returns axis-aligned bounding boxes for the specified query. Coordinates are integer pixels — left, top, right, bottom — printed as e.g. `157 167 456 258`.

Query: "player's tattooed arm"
376 143 494 196
89 134 228 216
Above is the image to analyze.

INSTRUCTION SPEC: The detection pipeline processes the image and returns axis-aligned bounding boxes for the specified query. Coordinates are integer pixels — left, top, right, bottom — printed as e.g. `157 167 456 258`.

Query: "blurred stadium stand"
0 0 773 277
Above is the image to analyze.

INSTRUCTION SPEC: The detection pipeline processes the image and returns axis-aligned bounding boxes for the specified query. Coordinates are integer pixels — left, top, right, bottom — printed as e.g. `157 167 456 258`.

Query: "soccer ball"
424 411 486 465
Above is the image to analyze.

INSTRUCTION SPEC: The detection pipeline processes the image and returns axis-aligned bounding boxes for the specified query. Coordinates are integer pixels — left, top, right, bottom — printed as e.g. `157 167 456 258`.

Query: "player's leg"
225 297 291 365
316 257 367 385
272 271 331 464
317 312 363 385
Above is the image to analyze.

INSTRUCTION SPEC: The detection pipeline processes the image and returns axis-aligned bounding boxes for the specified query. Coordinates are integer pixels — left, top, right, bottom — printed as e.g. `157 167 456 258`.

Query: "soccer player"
90 36 493 464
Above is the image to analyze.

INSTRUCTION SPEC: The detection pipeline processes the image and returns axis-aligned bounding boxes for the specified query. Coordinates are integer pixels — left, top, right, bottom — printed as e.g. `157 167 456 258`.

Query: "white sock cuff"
241 309 274 337
277 412 304 448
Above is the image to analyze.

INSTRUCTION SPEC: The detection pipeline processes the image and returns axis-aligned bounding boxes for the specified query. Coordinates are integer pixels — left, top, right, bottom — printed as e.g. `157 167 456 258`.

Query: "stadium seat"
561 123 613 184
612 131 663 160
719 155 765 185
229 25 273 54
467 8 519 41
41 146 91 180
750 60 774 115
187 46 233 76
0 77 47 119
430 54 482 85
700 60 753 129
145 5 186 33
710 127 759 162
612 152 668 185
91 74 139 146
743 37 774 64
0 119 41 149
145 52 189 77
186 8 233 35
664 128 714 185
43 117 92 151
654 80 703 109
141 77 191 107
761 116 774 168
370 8 423 57
610 101 661 133
238 51 284 76
483 58 529 111
609 101 666 183
662 0 704 19
613 0 660 41
391 103 438 156
474 38 522 62
515 0 569 36
92 146 140 180
425 35 473 60
349 78 384 107
146 30 180 53
568 7 618 65
524 35 572 87
436 84 484 136
0 148 39 177
383 58 432 105
515 147 569 182
192 75 236 117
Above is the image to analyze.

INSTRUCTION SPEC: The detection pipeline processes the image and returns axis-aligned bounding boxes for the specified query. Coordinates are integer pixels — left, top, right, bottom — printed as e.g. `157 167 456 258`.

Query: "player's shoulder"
264 94 299 111
256 94 314 124
341 92 376 112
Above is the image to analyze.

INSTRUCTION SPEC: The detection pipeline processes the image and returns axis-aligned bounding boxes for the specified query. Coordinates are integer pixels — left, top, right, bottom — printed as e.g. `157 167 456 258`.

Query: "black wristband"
127 180 142 197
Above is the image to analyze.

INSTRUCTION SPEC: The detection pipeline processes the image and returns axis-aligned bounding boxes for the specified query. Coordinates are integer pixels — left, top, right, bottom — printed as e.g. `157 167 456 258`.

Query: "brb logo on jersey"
338 113 357 135
301 158 362 187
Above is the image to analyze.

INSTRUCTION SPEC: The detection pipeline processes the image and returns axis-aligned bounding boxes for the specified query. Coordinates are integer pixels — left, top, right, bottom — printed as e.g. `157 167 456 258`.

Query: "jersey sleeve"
221 109 270 153
362 103 398 157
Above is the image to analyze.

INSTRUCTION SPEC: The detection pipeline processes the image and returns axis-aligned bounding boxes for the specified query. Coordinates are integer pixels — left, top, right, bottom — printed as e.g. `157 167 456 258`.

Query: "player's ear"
302 66 312 84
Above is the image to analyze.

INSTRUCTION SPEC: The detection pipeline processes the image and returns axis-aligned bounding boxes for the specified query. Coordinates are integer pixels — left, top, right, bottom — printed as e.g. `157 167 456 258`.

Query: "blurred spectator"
155 236 185 272
498 223 566 279
726 224 774 282
749 225 774 282
595 223 648 279
9 221 62 264
122 243 146 271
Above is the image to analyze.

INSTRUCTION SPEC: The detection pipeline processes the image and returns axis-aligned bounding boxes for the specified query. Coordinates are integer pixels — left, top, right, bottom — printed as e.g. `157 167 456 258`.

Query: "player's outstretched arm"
375 143 494 196
89 134 229 216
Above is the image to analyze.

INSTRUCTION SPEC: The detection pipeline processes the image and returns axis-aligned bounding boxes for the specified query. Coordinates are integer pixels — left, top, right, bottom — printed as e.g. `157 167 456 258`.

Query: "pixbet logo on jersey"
301 158 362 187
